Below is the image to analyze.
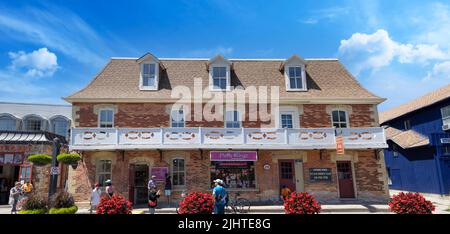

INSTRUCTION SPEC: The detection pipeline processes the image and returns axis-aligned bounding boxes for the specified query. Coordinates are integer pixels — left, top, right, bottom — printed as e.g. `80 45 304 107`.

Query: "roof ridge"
110 57 339 61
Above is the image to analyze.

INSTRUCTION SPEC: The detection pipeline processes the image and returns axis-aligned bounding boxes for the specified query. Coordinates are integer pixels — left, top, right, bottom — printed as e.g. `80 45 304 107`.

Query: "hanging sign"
150 167 169 182
210 151 258 161
336 136 345 155
50 167 60 175
441 138 450 144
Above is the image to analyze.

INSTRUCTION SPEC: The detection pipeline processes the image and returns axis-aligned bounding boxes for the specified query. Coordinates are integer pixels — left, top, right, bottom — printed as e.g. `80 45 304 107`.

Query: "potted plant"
27 154 52 166
57 153 81 169
18 194 48 214
389 192 435 214
283 192 322 214
48 191 78 214
96 194 132 214
177 192 214 214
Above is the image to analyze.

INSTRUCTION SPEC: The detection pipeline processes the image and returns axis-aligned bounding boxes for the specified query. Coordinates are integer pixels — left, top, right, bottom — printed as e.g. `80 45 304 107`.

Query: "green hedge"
27 154 52 165
49 206 78 214
18 209 47 214
56 153 81 165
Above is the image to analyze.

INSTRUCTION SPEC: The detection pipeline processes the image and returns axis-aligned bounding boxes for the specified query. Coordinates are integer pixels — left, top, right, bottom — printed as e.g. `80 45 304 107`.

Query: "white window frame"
280 112 294 129
98 108 114 128
209 65 231 91
170 107 185 128
404 119 411 130
0 115 17 131
96 159 112 187
331 109 349 128
225 110 241 128
279 106 300 129
23 116 44 131
441 105 450 126
139 62 159 90
285 65 307 91
50 116 69 138
171 157 186 187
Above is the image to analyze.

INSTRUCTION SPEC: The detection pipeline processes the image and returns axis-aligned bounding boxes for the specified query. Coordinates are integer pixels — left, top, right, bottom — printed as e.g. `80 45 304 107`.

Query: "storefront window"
210 161 256 189
19 165 32 183
96 159 112 186
172 158 185 186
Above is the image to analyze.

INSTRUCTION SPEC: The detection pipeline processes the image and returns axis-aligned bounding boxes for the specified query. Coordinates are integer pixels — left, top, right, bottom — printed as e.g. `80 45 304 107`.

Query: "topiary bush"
56 153 81 165
389 192 435 214
18 194 48 214
96 194 132 214
27 154 52 166
177 192 214 214
49 206 78 214
284 192 322 214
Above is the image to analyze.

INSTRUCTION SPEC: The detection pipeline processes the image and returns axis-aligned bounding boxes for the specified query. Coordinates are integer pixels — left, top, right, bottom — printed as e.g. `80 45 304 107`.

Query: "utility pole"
48 137 61 199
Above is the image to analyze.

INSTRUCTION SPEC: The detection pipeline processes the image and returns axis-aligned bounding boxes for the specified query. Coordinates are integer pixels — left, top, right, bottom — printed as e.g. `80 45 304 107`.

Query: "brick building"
65 53 389 206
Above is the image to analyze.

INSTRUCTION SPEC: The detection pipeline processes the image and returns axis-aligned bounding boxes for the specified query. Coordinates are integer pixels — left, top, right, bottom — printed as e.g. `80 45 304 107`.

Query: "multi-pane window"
172 158 185 186
288 67 303 89
404 119 411 130
331 110 348 128
0 116 16 130
281 114 293 128
441 105 450 126
225 110 240 128
24 117 42 131
19 165 32 183
52 118 68 138
99 109 114 128
96 159 112 187
171 108 185 128
212 66 227 90
142 63 156 88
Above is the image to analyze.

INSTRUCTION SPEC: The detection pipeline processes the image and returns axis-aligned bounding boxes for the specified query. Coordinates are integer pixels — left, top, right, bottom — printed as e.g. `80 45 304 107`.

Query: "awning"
0 131 67 144
384 127 429 149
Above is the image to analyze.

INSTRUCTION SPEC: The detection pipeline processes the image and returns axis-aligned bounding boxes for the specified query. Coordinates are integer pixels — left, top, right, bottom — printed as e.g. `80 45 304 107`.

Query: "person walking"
148 188 161 214
105 180 113 197
164 173 172 206
9 182 22 214
90 183 101 214
212 179 227 214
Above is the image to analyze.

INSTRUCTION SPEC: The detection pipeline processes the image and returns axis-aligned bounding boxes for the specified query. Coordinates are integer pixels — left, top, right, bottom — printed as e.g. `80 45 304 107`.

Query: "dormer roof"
280 54 306 70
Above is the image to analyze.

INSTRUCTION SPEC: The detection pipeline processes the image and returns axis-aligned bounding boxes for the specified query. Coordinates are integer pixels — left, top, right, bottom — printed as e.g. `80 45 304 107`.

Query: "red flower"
96 194 132 214
284 192 321 214
388 192 435 214
178 192 214 214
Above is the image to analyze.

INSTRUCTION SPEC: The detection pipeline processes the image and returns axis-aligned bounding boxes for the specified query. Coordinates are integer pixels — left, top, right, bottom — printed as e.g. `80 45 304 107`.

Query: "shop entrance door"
279 160 296 192
129 164 149 205
337 161 355 198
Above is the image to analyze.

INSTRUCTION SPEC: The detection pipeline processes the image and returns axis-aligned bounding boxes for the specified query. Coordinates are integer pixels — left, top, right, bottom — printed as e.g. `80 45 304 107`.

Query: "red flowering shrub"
284 192 321 214
178 192 214 214
388 192 435 214
96 194 132 214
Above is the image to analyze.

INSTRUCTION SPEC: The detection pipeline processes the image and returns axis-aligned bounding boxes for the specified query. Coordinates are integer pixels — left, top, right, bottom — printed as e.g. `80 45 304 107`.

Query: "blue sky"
1 0 450 111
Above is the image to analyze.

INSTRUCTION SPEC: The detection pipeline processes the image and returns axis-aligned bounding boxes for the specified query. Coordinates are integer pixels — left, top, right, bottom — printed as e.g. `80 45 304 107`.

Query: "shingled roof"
384 126 430 149
65 56 383 103
380 83 450 124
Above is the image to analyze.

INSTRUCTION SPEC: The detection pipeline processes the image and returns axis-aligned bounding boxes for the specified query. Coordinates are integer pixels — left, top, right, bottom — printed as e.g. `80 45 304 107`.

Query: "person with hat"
212 179 228 214
148 175 157 190
90 182 101 214
9 182 23 214
105 179 113 198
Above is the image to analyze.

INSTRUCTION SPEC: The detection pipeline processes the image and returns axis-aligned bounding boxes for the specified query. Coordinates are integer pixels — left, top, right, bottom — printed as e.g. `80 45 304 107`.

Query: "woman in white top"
90 183 101 214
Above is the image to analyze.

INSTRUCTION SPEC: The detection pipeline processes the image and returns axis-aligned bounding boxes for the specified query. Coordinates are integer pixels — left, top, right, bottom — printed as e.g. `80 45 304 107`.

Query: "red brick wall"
74 103 376 128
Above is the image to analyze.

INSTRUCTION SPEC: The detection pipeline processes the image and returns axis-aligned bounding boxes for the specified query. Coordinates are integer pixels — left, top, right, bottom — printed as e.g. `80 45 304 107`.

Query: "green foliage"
20 193 48 210
50 191 75 208
49 206 78 214
56 153 81 165
18 209 47 214
27 154 52 165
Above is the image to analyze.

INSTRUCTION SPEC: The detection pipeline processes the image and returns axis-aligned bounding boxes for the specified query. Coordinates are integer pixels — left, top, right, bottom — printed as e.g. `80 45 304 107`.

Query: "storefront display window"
210 161 256 189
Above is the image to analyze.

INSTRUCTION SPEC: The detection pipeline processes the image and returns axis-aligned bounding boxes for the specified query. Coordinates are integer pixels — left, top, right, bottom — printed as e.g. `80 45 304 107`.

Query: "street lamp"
48 137 61 199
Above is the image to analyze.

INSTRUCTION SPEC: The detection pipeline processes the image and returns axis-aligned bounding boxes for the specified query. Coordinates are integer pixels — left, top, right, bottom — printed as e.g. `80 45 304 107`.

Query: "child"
148 188 161 214
90 183 101 214
280 185 291 201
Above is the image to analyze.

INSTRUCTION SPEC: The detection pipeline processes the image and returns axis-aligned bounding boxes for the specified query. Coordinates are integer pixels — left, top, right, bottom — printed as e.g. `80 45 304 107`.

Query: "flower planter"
18 209 47 214
49 206 78 214
57 153 81 167
71 164 78 170
27 154 52 166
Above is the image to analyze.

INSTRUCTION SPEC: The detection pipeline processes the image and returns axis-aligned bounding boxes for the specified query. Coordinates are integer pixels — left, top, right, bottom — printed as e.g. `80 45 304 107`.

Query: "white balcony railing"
70 127 387 150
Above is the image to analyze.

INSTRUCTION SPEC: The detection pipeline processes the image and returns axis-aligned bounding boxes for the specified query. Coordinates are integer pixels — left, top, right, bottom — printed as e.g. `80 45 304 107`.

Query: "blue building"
380 84 450 196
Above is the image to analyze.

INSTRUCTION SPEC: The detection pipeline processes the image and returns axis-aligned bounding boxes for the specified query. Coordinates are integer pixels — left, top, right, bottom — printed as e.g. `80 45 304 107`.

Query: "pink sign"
210 151 258 161
150 167 169 182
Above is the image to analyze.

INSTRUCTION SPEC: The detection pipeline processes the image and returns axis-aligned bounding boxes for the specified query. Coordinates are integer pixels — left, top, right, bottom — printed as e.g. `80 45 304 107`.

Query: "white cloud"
299 7 349 24
425 61 450 80
338 29 448 74
8 48 58 77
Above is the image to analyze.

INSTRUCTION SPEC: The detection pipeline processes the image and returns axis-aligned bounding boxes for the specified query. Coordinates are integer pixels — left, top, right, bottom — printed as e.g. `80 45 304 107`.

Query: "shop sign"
441 138 450 144
150 167 169 182
309 168 332 182
336 136 345 155
263 164 271 170
50 167 60 175
210 151 258 161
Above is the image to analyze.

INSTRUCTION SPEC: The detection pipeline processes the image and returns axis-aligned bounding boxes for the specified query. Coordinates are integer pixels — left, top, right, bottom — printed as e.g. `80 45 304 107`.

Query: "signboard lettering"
210 151 258 161
309 168 332 182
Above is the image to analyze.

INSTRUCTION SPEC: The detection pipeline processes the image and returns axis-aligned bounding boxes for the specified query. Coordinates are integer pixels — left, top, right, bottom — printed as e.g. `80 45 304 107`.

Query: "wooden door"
337 161 355 198
128 164 135 204
279 160 296 192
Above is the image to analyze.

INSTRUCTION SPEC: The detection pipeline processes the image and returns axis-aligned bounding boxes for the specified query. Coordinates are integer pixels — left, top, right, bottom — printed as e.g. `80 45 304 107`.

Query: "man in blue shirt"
212 179 227 214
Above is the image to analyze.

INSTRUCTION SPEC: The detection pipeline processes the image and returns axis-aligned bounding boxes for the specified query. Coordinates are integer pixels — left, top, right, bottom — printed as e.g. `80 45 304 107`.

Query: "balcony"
69 127 387 150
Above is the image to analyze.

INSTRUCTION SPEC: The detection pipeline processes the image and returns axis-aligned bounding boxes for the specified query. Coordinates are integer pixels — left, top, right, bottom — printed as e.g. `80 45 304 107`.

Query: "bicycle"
226 192 251 214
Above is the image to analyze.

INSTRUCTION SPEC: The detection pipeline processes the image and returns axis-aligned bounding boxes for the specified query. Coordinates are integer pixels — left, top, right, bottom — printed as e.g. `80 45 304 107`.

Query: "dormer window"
137 53 160 91
283 55 307 91
208 55 231 91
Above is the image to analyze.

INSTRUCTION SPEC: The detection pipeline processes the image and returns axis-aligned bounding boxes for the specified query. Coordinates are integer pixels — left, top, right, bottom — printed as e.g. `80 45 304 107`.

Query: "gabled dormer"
281 54 307 91
207 54 232 91
137 53 161 91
